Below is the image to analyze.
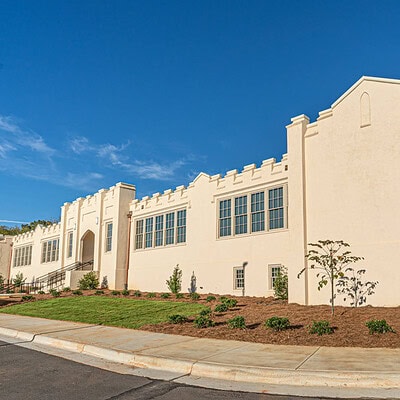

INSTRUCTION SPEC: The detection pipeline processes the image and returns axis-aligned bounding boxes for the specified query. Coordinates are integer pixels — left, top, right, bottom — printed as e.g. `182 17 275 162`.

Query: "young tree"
336 268 378 307
298 240 363 315
166 265 182 294
273 266 288 300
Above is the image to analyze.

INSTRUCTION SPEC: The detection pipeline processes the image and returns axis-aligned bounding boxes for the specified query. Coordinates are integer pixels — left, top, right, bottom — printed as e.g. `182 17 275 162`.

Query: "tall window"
155 215 164 247
145 217 153 248
67 232 73 258
268 187 284 229
106 222 113 252
13 245 33 267
234 267 244 290
41 239 60 263
235 196 247 235
251 192 265 232
135 220 144 249
219 199 231 237
165 212 175 245
177 210 186 243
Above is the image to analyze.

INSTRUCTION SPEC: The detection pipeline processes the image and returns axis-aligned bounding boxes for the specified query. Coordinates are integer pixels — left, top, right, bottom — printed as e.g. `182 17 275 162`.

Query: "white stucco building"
6 76 400 306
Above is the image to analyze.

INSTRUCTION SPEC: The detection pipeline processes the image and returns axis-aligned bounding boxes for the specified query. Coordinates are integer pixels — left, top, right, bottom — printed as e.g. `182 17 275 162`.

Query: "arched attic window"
360 92 371 127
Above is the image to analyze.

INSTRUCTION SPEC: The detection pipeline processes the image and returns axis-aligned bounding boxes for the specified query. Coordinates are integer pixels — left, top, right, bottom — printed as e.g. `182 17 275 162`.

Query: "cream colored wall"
128 158 291 297
0 236 12 279
301 77 400 306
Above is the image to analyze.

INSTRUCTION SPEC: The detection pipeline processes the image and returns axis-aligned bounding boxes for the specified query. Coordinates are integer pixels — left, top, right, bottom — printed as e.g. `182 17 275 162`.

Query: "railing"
0 260 94 294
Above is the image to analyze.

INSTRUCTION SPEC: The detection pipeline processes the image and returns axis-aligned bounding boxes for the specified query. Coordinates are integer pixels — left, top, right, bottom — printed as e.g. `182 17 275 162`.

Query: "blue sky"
1 0 399 225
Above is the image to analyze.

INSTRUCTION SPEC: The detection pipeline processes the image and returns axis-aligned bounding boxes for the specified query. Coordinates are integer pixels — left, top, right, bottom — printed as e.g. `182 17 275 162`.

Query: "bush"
219 296 228 302
265 316 290 331
72 290 83 296
221 298 237 308
273 266 288 300
193 315 215 328
94 290 104 295
101 276 108 289
309 320 333 336
166 265 182 294
22 295 34 301
146 292 156 298
121 289 130 296
13 272 26 287
49 289 61 297
175 293 184 299
228 316 246 329
62 287 71 292
365 319 395 334
168 314 188 324
199 307 211 316
38 290 45 295
160 293 170 299
133 290 141 297
190 292 200 301
111 290 120 296
206 295 216 302
214 303 228 313
78 272 99 290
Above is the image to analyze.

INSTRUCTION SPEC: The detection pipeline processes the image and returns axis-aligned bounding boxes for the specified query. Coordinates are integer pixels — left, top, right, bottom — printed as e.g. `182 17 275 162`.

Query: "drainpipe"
124 211 132 290
7 241 13 281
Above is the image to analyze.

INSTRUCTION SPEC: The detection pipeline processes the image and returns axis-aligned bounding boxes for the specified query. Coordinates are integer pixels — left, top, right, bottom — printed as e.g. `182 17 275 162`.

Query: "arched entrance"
81 230 95 269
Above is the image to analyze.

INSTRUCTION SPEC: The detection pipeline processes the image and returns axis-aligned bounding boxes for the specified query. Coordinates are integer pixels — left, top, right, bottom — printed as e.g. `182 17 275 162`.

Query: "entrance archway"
81 230 95 269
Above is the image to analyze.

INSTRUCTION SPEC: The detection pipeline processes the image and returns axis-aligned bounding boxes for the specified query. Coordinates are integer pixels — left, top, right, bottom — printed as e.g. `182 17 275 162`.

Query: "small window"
67 232 73 258
234 267 244 290
269 264 281 290
106 222 113 252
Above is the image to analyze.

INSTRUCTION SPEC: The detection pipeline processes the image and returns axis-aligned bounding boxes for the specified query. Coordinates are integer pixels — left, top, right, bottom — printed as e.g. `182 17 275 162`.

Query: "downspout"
7 242 13 281
124 211 132 290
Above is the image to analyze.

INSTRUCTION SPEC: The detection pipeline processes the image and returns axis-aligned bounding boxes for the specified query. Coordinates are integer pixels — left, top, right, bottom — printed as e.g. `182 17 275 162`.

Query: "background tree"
298 240 363 315
0 219 57 236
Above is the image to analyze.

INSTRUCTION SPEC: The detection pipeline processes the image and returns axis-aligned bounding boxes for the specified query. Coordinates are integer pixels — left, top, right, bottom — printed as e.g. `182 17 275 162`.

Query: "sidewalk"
1 313 399 398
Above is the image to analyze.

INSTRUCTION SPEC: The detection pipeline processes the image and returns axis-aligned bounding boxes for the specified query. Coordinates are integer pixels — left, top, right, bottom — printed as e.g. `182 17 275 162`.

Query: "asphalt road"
0 340 358 400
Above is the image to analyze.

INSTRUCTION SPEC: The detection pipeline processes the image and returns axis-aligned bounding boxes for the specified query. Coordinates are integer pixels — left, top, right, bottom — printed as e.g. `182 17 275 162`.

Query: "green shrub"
22 295 34 301
199 307 211 316
265 316 290 331
228 316 246 329
175 293 184 299
78 272 99 290
190 292 200 300
219 296 228 302
111 290 120 296
273 266 288 300
206 295 216 302
365 319 395 334
133 290 141 297
72 290 83 296
309 320 333 336
193 315 215 328
62 287 71 292
49 289 61 297
160 293 170 299
13 272 26 287
121 289 130 296
214 303 228 313
146 292 156 298
168 314 188 324
94 290 104 295
221 298 237 308
166 265 182 294
38 290 45 295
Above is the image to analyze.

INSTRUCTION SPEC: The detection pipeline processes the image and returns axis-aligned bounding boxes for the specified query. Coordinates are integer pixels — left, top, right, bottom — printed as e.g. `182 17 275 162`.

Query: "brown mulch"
1 290 399 348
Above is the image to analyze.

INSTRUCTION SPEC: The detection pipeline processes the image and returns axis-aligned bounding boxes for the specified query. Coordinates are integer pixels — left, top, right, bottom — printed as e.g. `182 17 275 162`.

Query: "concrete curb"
1 326 399 390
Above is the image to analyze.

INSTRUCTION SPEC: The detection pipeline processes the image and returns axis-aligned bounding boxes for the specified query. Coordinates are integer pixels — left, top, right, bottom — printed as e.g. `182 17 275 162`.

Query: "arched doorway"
81 230 95 269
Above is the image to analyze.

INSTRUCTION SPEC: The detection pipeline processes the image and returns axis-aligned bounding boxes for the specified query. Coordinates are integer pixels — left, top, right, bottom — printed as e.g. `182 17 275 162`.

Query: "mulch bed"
1 290 399 348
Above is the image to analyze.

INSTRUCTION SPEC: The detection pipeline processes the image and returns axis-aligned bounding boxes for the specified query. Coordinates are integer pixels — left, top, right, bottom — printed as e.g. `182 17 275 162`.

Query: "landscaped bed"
0 290 399 348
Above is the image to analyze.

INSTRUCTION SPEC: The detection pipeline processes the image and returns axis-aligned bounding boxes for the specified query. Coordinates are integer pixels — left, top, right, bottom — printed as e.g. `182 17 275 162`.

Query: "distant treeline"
0 220 57 236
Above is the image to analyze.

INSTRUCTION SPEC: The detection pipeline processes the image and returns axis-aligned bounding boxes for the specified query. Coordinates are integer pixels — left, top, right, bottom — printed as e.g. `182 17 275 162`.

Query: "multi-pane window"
235 196 247 235
135 220 144 249
106 222 113 252
13 245 33 267
135 209 186 250
41 239 60 263
67 232 73 258
219 199 231 237
155 215 164 247
145 217 153 248
268 187 284 229
218 186 286 238
269 264 282 290
177 210 186 243
234 267 244 290
251 192 265 232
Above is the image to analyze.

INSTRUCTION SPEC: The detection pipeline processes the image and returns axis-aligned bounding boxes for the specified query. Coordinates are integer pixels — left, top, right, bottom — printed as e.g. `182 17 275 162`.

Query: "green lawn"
0 297 205 329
